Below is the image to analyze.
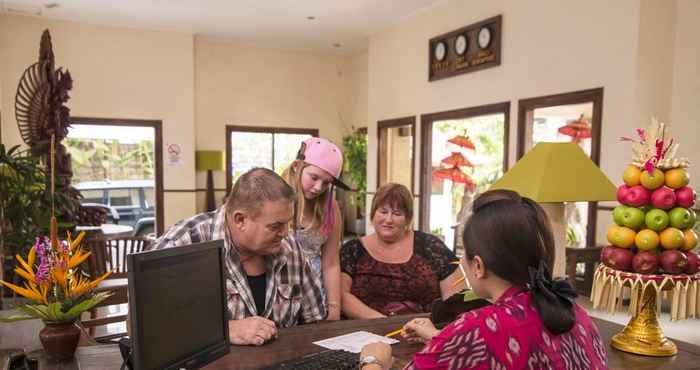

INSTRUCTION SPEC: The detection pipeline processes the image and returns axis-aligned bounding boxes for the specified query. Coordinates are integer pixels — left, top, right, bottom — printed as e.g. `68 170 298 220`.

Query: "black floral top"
340 231 458 315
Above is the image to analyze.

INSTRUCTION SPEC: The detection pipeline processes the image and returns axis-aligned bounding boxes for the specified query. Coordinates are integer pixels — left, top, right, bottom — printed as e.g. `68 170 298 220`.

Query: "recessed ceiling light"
44 2 59 9
306 16 316 20
333 43 342 48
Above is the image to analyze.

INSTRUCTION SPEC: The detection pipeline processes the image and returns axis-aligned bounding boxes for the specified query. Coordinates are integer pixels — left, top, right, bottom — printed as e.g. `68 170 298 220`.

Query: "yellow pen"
385 327 403 338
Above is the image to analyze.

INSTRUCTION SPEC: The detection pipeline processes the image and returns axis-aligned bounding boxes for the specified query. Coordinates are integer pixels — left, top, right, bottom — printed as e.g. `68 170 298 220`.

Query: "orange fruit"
640 168 665 190
664 168 690 189
607 225 636 248
623 165 642 186
683 229 698 251
635 229 660 251
659 227 685 249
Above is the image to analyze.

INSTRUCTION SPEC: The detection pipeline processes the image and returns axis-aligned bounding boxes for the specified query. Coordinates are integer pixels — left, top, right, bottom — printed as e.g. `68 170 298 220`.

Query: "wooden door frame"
515 87 604 246
419 102 510 231
71 117 164 236
225 125 319 194
376 116 416 193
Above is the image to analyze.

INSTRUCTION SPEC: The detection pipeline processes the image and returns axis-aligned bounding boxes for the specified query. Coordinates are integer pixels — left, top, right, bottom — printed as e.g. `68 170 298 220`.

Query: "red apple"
604 247 634 271
617 185 630 204
685 252 700 274
601 245 616 262
675 186 696 208
633 251 660 274
660 250 688 274
625 185 651 207
651 187 676 210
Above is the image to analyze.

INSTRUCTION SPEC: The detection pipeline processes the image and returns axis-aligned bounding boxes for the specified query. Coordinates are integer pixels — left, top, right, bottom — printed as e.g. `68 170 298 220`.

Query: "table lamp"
196 150 225 212
489 142 616 277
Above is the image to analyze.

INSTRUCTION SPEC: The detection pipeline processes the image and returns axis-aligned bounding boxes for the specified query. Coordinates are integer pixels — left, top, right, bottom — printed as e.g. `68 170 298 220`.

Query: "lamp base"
610 285 677 357
205 170 216 212
540 203 566 278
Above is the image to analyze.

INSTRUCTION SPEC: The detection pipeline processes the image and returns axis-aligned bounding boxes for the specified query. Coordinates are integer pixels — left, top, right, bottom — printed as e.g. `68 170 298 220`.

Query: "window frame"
70 117 164 236
376 116 416 193
225 125 319 194
515 87 604 247
418 102 510 231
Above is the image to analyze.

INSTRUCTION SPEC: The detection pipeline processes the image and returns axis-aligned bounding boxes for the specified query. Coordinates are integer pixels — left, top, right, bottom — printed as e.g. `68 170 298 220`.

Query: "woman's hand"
360 342 393 370
401 318 439 344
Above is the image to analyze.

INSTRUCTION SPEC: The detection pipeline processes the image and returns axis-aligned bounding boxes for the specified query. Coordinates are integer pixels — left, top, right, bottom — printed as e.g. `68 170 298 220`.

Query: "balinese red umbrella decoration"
432 166 477 192
447 134 476 150
558 114 592 143
440 152 475 168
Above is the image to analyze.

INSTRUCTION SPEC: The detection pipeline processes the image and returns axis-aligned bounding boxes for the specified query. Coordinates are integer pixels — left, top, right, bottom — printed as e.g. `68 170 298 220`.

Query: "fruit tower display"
591 120 699 357
603 124 698 275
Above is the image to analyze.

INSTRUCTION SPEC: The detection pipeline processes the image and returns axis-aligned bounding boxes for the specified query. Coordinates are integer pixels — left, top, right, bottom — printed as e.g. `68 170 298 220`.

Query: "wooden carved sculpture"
15 29 105 226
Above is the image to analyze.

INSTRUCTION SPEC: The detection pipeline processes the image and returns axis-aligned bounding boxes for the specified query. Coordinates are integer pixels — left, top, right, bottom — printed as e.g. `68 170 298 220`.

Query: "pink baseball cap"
298 137 351 191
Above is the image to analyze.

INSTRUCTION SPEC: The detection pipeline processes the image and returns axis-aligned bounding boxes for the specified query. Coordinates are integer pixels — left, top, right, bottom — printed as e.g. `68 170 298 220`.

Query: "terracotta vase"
39 320 81 361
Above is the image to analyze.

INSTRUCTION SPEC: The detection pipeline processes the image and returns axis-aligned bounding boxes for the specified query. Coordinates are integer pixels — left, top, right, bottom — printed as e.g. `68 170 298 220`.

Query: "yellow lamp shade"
489 142 616 202
195 150 224 172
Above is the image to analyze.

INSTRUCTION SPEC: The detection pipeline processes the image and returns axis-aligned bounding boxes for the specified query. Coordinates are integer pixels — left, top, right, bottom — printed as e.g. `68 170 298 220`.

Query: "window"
377 117 416 192
420 103 510 252
517 88 603 247
225 126 319 193
66 118 164 236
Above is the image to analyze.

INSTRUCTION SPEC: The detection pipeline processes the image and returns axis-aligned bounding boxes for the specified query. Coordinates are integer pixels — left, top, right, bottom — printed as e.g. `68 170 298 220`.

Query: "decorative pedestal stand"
591 265 700 357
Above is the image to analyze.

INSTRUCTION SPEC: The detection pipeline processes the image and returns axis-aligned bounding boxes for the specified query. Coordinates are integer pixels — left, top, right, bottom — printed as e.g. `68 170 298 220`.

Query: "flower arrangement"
0 227 112 323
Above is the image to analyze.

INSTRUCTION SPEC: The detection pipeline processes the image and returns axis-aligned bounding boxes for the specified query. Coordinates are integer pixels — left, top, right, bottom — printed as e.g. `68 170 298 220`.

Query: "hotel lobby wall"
193 37 354 212
0 14 197 228
669 0 700 175
364 0 644 243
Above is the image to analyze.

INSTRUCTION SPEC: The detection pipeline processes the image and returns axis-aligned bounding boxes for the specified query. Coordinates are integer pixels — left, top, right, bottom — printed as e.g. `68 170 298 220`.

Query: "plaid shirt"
151 206 327 327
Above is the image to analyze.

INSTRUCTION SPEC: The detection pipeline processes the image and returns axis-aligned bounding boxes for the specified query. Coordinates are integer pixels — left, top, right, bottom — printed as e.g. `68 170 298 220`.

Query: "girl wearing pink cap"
281 137 350 321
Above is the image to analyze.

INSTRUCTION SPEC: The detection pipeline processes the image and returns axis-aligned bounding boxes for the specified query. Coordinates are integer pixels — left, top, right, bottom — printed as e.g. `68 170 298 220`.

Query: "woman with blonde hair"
281 137 349 320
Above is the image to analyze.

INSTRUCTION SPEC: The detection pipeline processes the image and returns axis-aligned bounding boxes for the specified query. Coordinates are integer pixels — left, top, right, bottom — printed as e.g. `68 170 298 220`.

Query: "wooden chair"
81 236 153 342
565 245 603 297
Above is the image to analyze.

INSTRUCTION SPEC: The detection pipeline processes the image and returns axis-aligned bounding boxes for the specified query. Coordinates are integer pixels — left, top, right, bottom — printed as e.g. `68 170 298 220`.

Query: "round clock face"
434 41 447 62
478 27 492 49
454 34 468 56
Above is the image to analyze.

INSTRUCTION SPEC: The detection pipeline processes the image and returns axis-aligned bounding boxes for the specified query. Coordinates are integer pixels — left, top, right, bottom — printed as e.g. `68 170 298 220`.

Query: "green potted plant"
0 145 47 299
342 128 367 235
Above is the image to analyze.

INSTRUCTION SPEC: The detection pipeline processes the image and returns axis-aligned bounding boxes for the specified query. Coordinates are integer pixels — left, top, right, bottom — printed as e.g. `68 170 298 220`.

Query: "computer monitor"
127 240 230 370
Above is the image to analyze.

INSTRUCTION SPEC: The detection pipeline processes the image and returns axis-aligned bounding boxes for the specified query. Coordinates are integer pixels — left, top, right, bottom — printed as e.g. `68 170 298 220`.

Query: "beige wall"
193 37 352 211
365 0 645 242
0 14 196 228
669 0 700 189
636 0 676 125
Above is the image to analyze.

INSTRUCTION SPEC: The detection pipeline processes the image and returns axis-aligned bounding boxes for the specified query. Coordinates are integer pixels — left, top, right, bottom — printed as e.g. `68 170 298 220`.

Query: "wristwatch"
359 355 382 369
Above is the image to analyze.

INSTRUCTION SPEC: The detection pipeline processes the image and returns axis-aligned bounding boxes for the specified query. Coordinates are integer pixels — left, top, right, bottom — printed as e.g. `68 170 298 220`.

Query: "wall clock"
434 41 447 62
478 27 492 49
428 15 502 81
454 34 468 56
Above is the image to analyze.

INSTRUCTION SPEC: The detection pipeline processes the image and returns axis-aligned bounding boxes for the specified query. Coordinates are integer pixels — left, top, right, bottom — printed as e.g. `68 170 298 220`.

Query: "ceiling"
1 0 445 54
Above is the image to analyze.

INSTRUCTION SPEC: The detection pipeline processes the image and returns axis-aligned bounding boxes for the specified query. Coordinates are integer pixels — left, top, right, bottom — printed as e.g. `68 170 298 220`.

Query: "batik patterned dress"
404 287 607 370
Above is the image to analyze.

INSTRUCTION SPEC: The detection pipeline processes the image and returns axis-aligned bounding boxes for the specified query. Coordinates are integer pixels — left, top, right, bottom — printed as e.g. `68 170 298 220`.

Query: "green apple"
645 208 670 231
613 205 628 226
669 207 694 229
622 207 646 230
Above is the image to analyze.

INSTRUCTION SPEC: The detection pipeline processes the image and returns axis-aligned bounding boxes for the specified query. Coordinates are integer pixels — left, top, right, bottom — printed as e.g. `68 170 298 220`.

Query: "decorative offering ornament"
593 118 697 357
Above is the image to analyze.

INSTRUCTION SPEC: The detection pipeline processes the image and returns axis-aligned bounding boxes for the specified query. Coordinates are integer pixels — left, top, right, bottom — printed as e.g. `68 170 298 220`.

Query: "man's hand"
401 318 439 344
228 316 278 346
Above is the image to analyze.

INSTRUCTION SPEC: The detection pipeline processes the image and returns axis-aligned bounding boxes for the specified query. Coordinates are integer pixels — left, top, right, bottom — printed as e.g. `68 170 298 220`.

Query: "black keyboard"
262 349 358 370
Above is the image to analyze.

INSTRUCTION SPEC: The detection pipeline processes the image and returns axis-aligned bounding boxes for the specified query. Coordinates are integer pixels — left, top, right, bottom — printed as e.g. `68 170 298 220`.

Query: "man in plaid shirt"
152 168 327 346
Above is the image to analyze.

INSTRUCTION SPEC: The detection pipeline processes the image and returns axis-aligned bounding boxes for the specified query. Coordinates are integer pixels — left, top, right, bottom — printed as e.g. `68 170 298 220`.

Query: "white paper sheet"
312 331 399 353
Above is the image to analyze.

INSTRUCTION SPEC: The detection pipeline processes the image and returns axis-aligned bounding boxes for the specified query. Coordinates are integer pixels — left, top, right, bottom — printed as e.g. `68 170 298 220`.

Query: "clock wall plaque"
429 15 502 82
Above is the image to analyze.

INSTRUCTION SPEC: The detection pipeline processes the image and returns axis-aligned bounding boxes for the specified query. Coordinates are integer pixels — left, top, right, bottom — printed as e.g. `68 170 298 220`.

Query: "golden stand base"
610 285 677 357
